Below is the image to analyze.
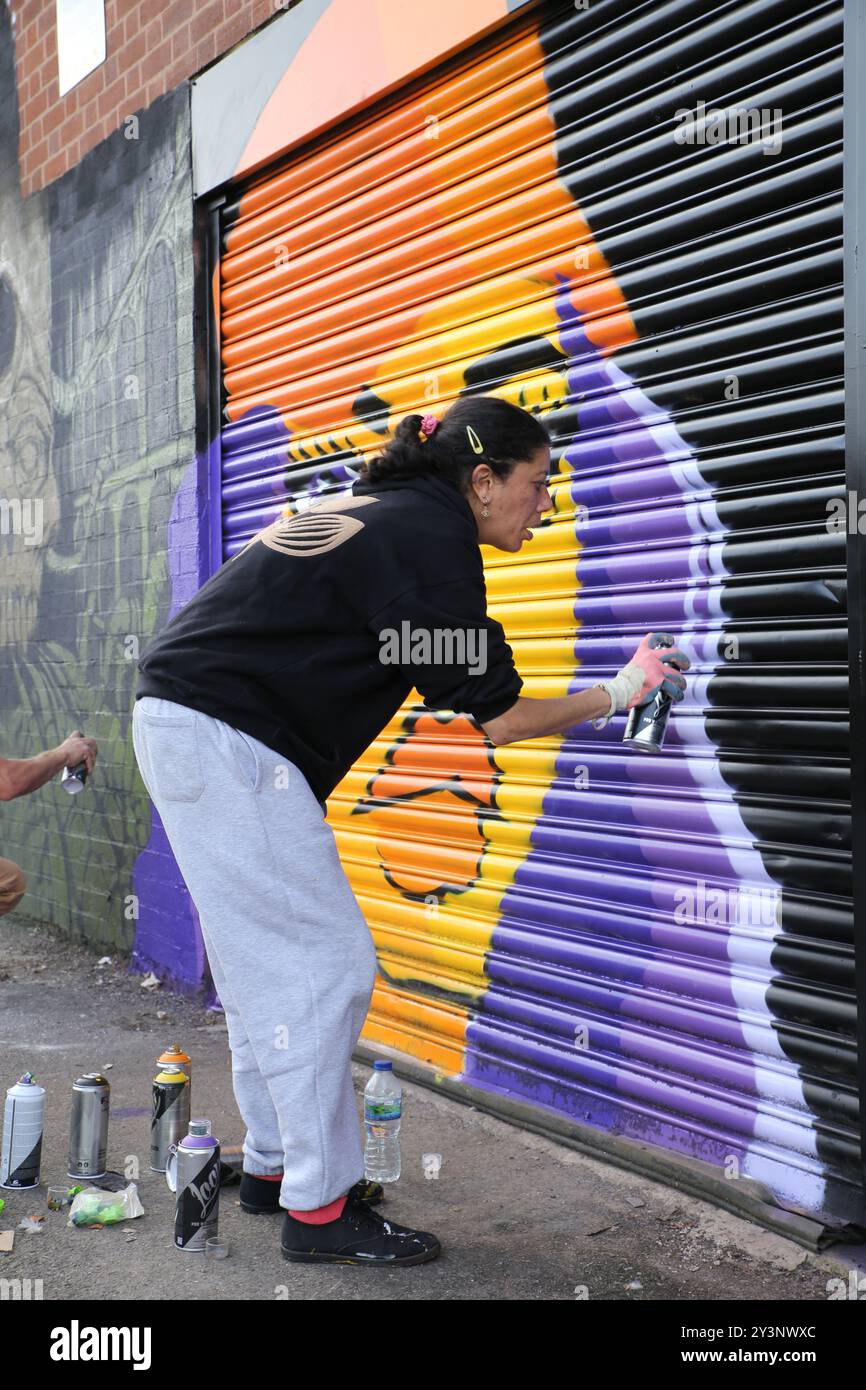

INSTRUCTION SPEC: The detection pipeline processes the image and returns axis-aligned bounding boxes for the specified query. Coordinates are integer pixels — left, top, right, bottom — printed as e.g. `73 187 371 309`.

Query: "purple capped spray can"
166 1118 220 1252
0 1072 45 1189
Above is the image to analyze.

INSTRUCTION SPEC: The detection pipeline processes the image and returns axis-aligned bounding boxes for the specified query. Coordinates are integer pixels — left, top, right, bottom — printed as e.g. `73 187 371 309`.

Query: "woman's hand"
591 632 690 729
622 632 690 708
482 633 691 744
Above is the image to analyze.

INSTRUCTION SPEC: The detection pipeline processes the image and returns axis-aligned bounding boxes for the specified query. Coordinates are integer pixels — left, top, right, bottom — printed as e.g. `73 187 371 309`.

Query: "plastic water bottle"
363 1061 401 1182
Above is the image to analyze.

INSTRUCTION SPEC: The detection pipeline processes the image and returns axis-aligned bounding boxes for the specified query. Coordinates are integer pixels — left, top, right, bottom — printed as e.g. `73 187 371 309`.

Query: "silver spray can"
622 638 678 753
622 687 674 752
150 1067 191 1173
0 1072 45 1189
67 1073 110 1178
60 734 88 795
60 760 87 794
166 1119 220 1252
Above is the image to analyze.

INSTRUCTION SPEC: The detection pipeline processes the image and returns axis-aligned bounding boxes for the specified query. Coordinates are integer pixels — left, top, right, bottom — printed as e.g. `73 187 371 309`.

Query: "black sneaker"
281 1188 441 1266
239 1171 384 1215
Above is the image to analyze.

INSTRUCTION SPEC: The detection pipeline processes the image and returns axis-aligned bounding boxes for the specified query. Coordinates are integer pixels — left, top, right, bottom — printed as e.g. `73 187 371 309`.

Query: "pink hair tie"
418 413 439 440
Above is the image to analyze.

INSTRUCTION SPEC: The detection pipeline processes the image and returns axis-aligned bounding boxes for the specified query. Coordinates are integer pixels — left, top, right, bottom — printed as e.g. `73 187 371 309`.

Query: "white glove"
591 662 646 730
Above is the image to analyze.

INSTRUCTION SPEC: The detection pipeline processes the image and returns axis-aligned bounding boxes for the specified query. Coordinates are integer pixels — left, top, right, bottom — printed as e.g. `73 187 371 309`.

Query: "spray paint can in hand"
0 1073 45 1189
622 638 680 754
60 733 88 794
61 761 87 793
166 1118 220 1252
150 1066 191 1173
67 1073 110 1179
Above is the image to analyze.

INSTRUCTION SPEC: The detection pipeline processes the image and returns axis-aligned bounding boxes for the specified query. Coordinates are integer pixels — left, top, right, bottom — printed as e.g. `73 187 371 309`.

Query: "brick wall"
10 0 294 196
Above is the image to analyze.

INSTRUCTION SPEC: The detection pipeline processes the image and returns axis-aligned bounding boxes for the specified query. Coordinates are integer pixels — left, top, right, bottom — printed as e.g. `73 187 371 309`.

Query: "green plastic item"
69 1193 127 1226
67 1182 144 1227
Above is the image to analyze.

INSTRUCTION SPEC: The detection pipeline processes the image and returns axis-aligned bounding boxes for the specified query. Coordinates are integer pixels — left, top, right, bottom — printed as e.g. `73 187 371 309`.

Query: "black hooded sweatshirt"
134 471 523 804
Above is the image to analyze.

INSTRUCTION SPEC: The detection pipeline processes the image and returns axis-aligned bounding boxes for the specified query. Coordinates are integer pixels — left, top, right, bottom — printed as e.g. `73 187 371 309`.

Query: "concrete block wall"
0 0 215 990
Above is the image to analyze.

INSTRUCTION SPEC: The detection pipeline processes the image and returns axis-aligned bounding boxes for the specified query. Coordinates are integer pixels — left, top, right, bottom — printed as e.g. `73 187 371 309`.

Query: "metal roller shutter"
212 0 861 1227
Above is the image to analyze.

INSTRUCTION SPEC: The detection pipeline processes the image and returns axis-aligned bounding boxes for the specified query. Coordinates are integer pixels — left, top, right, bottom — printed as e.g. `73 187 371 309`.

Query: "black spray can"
622 688 673 752
166 1119 220 1252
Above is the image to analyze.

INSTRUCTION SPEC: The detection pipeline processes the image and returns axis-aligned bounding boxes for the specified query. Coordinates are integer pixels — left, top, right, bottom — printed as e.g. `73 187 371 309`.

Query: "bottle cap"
373 1061 393 1071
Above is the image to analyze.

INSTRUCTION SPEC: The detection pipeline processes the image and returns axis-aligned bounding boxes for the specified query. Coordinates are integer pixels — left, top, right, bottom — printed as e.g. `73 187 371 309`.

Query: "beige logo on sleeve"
232 494 379 561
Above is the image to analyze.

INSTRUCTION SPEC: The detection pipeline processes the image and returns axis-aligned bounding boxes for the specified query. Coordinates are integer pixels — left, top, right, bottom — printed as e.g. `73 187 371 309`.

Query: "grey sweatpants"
131 695 378 1210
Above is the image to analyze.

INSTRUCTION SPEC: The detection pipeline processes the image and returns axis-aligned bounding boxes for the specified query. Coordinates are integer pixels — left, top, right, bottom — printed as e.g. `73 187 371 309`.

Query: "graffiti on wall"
0 4 215 985
172 0 855 1220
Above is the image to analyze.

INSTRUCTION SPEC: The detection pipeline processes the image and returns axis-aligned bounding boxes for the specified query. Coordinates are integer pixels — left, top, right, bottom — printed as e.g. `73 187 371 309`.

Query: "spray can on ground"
0 1073 45 1189
166 1118 220 1252
622 638 679 753
157 1044 191 1106
151 1067 191 1173
67 1073 110 1179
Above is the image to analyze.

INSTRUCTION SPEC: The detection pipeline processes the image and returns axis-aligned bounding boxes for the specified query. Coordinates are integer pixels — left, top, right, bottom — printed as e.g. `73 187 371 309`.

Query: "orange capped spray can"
158 1045 191 1103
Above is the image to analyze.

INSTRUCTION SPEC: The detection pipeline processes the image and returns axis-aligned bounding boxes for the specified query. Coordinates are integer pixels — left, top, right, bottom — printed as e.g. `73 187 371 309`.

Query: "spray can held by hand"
622 638 678 754
61 730 88 794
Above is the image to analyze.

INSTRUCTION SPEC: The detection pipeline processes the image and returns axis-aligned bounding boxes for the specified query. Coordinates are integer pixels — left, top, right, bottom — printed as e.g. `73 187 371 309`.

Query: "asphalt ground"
1 914 865 1304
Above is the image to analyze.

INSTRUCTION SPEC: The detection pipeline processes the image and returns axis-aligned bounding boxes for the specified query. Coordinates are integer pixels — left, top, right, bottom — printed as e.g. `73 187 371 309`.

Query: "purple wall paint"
130 440 221 1005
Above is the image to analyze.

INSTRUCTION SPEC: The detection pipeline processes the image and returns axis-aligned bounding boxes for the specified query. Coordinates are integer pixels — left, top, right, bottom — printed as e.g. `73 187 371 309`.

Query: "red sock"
288 1192 349 1224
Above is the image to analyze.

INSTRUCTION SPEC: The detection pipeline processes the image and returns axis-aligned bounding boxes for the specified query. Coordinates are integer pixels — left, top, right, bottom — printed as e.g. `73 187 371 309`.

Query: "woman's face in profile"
468 444 553 552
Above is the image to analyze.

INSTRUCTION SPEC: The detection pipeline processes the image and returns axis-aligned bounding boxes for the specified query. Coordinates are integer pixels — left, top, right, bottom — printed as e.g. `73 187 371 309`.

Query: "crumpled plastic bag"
67 1182 144 1227
17 1215 45 1232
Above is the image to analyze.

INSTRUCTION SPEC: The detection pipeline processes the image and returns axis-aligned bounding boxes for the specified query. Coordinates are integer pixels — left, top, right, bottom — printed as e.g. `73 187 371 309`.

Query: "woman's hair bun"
361 413 438 484
360 394 550 489
393 414 425 445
